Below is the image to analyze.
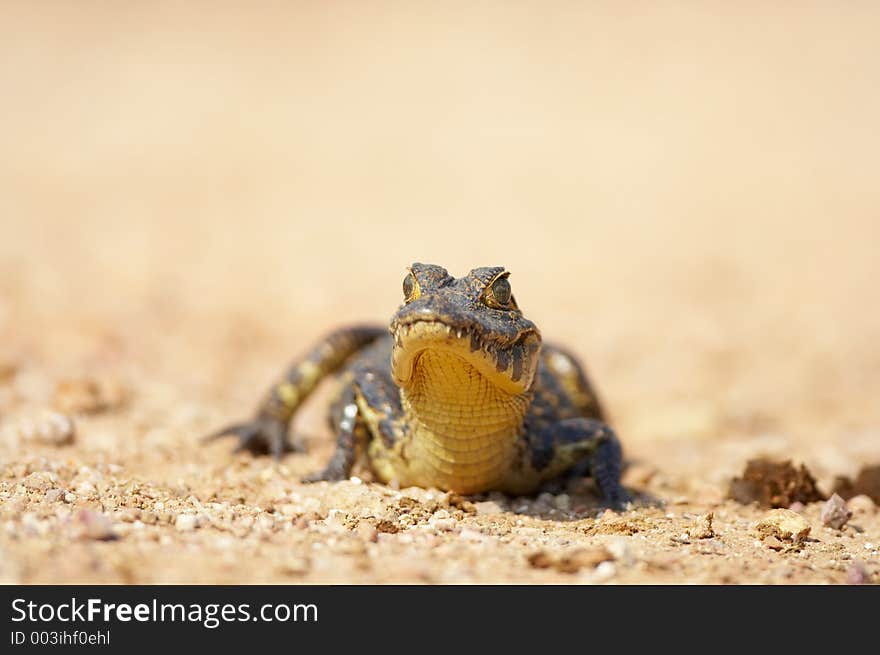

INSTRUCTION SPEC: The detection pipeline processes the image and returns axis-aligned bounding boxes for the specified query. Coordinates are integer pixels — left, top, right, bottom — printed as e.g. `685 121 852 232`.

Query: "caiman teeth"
393 320 499 354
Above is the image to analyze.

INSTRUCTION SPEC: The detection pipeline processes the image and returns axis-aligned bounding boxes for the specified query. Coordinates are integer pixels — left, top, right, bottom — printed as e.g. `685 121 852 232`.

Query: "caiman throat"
390 297 541 492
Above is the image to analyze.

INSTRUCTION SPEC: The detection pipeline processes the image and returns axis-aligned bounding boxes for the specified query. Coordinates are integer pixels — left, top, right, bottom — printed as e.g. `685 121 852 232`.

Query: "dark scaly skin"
207 263 630 507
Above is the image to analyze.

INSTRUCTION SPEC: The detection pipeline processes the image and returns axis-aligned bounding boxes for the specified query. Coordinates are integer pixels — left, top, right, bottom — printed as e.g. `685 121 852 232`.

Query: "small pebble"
72 509 116 541
356 521 378 542
279 557 310 576
74 481 97 496
22 513 48 537
846 559 871 585
278 504 299 517
754 509 811 543
562 548 613 573
553 494 571 511
52 377 128 414
459 528 486 542
536 492 555 507
847 495 876 515
474 501 504 516
528 547 613 573
23 472 55 491
324 509 348 530
175 514 199 532
430 518 457 532
820 494 852 530
14 411 76 446
605 537 632 563
7 497 27 513
687 512 715 539
593 561 616 582
255 514 274 532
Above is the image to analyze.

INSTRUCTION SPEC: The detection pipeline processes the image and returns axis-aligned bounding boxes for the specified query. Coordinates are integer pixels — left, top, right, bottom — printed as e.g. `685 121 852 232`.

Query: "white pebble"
15 411 75 446
594 561 616 582
430 518 457 532
459 528 486 542
175 514 198 532
74 481 97 496
606 537 632 562
22 472 55 491
256 514 274 531
325 509 348 527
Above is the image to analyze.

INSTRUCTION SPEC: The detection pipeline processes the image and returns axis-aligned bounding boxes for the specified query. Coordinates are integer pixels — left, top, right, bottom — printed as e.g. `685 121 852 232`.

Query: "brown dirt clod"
729 459 825 508
374 519 400 534
527 547 614 573
52 377 129 415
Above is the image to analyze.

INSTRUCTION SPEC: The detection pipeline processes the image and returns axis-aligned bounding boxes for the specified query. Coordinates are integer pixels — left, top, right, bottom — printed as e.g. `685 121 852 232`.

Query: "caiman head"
390 263 542 397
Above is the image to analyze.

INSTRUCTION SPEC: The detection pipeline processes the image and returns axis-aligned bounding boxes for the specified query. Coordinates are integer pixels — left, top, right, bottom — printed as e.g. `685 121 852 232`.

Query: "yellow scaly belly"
370 350 529 493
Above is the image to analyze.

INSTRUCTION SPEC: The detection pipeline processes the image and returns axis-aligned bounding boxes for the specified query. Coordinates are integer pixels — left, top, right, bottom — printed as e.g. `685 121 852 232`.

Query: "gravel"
820 494 852 530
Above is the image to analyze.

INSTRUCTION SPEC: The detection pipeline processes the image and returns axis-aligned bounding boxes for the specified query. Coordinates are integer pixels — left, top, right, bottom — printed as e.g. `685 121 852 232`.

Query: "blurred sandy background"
0 2 878 582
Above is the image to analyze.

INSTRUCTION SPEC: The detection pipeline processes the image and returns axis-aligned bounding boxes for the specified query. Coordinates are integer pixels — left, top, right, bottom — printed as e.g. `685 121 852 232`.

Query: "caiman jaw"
390 319 541 396
389 318 540 494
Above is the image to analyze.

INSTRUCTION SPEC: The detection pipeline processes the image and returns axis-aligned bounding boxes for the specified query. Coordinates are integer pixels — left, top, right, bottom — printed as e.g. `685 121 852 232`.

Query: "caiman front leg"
303 352 404 484
301 384 367 482
204 325 386 458
528 418 631 509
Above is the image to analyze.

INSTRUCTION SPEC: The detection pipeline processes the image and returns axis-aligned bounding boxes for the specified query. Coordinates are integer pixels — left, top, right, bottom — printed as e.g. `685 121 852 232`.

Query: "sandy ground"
1 3 879 584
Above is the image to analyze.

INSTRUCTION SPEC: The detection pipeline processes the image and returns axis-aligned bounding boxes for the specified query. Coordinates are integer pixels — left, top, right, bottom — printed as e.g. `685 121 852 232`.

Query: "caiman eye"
492 277 512 305
482 273 516 309
402 272 421 302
